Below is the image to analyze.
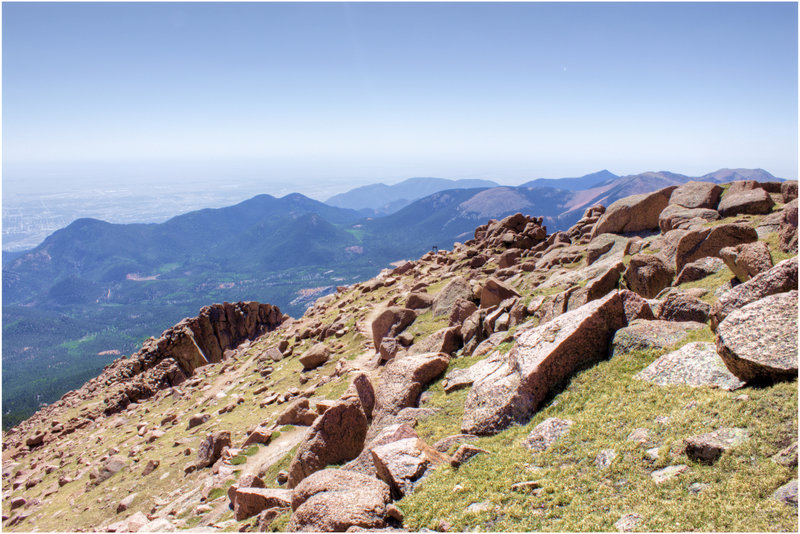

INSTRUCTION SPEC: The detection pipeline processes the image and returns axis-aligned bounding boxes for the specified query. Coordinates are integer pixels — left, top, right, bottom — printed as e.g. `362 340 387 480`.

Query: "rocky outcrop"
462 292 627 435
716 290 798 383
196 431 231 469
288 469 393 532
287 397 369 488
472 212 548 250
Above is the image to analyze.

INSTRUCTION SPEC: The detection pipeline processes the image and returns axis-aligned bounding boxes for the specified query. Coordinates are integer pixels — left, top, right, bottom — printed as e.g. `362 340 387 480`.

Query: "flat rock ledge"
634 342 745 391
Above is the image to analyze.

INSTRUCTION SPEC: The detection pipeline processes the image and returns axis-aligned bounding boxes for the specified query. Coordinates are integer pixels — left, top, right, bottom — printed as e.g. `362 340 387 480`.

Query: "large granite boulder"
370 307 417 351
716 290 798 383
408 327 462 356
232 488 291 521
374 352 450 416
287 397 369 488
634 342 744 391
276 398 318 427
480 278 521 308
669 181 723 209
371 437 451 498
782 181 798 203
718 187 775 217
655 292 711 323
710 256 798 330
288 469 392 532
299 343 330 370
342 424 418 477
461 292 627 435
674 257 726 285
660 223 758 273
197 431 231 469
611 319 706 356
779 199 798 253
591 186 677 238
659 205 720 233
431 277 472 317
719 241 773 282
623 254 675 299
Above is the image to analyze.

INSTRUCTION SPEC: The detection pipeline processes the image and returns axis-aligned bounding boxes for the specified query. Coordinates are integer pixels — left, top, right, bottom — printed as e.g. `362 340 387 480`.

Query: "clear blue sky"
3 1 798 194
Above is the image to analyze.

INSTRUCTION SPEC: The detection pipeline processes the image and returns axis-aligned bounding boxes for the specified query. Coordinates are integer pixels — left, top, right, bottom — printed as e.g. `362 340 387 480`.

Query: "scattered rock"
651 464 689 485
669 181 723 209
232 488 291 521
94 455 127 485
116 493 137 513
674 257 726 285
432 434 480 453
614 513 644 532
773 442 798 468
197 431 231 469
655 292 711 323
299 343 330 371
370 307 417 350
141 459 160 476
627 428 651 444
595 449 617 469
524 418 574 452
479 278 520 308
405 292 433 310
451 444 489 467
684 428 749 464
688 482 710 495
276 398 318 426
634 342 745 391
187 413 210 429
716 290 798 383
431 277 472 317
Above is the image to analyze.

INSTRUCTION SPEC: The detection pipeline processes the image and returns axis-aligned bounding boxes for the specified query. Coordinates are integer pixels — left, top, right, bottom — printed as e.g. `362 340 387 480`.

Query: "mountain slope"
519 169 618 190
325 177 499 214
2 177 796 532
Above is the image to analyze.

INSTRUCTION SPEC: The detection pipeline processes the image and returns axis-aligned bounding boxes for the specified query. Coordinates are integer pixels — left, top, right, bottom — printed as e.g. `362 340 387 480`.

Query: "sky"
2 1 798 198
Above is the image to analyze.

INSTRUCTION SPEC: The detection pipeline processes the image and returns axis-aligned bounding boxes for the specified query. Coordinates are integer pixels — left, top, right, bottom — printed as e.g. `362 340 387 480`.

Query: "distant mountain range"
1 167 783 426
325 177 500 215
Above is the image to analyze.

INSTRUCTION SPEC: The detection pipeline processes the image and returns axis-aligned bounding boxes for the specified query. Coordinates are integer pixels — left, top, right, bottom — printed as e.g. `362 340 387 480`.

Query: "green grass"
243 445 260 456
207 488 227 501
263 445 300 488
400 344 798 532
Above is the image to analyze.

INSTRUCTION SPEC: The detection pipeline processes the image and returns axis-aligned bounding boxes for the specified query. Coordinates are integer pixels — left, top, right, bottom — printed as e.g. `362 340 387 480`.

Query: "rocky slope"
2 178 798 532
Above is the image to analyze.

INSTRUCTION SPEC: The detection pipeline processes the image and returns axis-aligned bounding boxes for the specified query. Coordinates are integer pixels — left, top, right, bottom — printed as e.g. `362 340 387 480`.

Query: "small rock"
685 428 749 464
451 444 489 467
651 464 689 485
465 501 492 514
117 493 137 513
772 479 798 506
688 482 709 495
524 418 574 452
627 428 651 444
595 449 617 469
614 513 643 532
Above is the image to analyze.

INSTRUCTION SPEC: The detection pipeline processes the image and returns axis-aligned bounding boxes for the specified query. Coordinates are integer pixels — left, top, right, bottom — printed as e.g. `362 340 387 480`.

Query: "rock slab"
635 342 745 391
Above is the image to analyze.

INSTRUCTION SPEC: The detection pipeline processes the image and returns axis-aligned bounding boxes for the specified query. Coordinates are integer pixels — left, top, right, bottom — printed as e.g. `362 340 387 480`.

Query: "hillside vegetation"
3 177 797 532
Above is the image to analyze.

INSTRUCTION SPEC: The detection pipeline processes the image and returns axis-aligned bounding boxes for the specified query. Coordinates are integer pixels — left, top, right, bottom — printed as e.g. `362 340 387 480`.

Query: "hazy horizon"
3 2 798 193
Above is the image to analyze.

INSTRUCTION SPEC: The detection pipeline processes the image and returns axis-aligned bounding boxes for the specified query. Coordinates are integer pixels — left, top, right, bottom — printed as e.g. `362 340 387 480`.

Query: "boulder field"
2 179 797 532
